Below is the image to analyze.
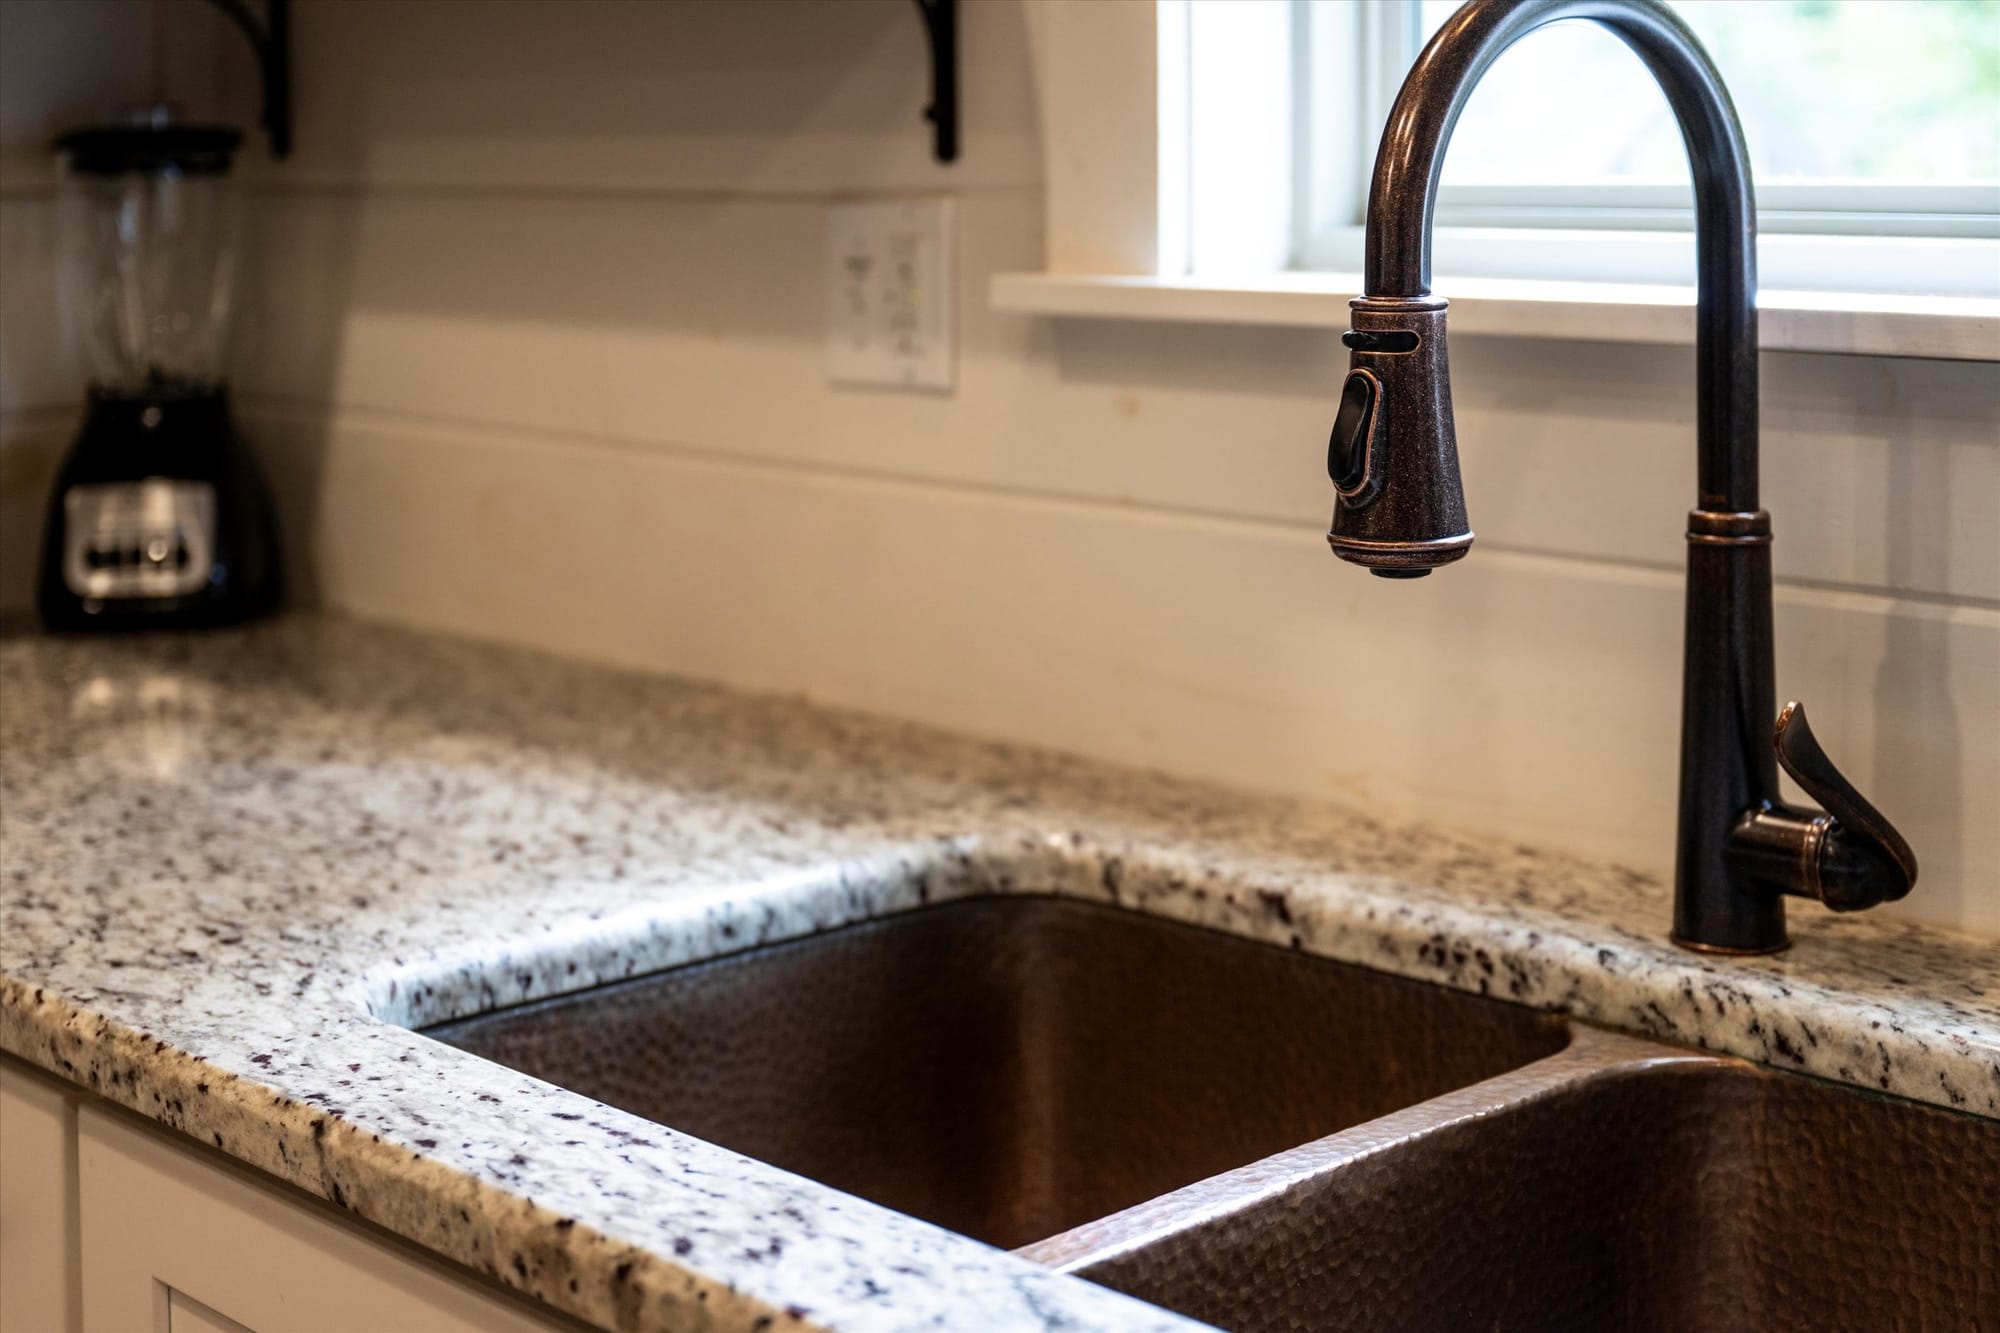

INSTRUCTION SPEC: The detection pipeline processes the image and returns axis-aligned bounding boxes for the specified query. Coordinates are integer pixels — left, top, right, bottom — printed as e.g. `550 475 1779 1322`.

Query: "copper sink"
425 896 1568 1249
426 896 1996 1330
1025 1027 2000 1331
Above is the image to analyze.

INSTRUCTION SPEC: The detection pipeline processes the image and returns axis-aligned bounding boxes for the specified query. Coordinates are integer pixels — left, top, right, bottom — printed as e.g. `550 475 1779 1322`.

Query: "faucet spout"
1330 0 1916 952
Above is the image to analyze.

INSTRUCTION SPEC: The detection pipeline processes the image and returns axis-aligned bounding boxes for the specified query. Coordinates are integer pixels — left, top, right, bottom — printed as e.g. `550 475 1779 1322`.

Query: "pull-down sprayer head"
1324 298 1471 578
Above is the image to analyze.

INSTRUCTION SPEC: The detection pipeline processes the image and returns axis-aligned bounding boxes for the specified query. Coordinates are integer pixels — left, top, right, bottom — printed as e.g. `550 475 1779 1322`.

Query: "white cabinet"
2 1059 573 1333
1 1062 81 1333
77 1105 574 1333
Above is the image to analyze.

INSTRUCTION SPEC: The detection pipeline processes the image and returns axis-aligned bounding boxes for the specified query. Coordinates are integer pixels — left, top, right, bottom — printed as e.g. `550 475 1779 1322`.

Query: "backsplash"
1 0 1992 937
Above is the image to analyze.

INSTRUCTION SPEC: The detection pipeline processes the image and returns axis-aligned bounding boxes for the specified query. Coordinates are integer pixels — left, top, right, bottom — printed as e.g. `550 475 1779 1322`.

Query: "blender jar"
55 113 243 396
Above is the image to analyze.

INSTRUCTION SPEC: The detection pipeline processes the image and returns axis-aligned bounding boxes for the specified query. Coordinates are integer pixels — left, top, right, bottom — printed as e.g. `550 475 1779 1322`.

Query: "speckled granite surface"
3 615 1996 1333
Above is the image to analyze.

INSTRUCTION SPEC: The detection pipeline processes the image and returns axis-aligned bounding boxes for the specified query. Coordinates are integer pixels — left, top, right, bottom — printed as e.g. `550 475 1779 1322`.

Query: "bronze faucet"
1325 0 1916 953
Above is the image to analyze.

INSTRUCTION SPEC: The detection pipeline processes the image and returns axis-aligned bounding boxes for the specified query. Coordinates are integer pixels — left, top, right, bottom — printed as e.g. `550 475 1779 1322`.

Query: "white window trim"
1008 0 2000 362
990 270 2000 362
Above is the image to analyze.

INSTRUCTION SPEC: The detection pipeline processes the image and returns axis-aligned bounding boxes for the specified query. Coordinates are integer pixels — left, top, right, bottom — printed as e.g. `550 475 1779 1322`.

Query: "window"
1171 0 2000 294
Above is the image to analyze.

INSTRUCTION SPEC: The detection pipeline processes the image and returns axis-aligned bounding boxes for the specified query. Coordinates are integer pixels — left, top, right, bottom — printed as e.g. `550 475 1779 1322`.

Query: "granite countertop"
3 615 1996 1333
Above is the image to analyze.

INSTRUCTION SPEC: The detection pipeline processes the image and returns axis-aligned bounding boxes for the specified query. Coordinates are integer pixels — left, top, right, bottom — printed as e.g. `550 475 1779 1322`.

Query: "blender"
36 105 279 631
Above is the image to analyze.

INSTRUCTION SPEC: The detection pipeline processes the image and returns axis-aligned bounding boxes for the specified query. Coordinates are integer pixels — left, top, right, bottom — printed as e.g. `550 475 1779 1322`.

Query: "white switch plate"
826 198 955 392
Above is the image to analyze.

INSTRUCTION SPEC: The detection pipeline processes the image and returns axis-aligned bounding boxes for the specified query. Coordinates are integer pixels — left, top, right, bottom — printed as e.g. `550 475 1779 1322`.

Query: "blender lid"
54 123 242 176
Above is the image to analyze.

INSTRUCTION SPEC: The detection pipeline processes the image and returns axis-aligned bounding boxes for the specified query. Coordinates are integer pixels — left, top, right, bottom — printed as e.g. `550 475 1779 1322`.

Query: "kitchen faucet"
1325 0 1916 953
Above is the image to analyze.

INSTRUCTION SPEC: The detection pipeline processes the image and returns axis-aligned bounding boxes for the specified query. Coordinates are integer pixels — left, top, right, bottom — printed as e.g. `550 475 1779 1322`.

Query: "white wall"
2 0 1994 938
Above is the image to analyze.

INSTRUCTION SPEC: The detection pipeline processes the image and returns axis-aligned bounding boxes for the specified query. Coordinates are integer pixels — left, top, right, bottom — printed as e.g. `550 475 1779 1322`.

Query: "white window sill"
988 271 2000 362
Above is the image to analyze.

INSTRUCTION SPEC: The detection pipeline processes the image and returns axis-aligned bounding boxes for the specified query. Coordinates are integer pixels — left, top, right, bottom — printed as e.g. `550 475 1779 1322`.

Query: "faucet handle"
1773 701 1918 908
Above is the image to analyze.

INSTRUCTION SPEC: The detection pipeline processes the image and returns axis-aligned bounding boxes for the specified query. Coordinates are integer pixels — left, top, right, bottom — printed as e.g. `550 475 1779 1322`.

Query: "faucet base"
1669 933 1790 958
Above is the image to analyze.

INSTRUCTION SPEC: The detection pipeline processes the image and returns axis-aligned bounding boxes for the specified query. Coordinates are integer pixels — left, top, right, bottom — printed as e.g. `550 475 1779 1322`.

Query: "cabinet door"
77 1106 573 1333
1 1060 82 1333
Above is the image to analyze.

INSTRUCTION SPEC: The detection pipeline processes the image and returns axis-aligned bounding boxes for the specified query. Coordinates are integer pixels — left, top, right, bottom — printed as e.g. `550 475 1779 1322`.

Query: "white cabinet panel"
0 1061 82 1333
77 1107 570 1333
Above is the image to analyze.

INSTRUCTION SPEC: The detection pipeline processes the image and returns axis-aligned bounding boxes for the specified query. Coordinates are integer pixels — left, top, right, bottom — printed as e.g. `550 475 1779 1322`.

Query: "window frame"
1172 0 2000 296
1012 0 1998 355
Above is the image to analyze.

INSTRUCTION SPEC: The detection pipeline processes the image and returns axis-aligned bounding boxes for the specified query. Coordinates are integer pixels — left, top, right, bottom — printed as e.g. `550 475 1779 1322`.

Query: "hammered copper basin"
425 896 1568 1249
1042 1040 2000 1333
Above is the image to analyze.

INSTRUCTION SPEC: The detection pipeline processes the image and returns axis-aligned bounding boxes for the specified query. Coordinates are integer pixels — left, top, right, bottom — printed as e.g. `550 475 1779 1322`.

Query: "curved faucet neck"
1364 0 1759 510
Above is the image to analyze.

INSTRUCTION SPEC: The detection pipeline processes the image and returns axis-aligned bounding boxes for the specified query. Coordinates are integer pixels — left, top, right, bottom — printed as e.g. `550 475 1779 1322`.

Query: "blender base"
36 385 281 632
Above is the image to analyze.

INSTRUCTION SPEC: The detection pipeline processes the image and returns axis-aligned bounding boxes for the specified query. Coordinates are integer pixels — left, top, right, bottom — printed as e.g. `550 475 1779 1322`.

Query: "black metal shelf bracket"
911 0 958 163
200 0 292 157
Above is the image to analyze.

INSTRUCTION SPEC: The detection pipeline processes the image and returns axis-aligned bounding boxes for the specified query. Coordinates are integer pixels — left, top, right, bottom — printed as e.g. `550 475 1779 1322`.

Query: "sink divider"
1014 1025 1728 1274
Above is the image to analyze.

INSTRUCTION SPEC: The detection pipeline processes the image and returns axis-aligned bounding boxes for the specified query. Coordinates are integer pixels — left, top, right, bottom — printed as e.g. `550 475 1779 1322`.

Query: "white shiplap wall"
1 0 1994 937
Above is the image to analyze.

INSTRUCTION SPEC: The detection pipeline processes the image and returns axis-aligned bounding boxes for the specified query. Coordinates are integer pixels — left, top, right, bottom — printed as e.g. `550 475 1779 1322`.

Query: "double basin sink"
426 897 1997 1331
